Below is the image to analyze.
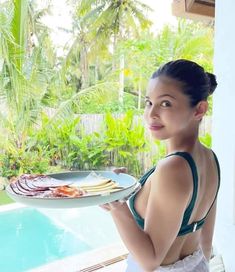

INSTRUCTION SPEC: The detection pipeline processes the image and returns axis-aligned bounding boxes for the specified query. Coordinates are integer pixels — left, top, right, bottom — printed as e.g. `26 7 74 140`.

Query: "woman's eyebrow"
145 94 176 99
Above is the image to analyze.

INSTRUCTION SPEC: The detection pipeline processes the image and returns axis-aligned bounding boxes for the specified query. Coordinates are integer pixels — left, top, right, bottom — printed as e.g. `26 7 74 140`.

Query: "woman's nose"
149 105 160 119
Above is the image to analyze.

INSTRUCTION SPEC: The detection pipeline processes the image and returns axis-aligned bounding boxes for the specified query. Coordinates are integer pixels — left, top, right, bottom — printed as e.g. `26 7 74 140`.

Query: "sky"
41 0 177 54
142 0 177 31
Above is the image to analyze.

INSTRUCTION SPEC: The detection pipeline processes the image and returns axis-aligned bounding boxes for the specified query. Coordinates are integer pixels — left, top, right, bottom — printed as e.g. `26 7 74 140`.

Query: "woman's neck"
165 129 200 155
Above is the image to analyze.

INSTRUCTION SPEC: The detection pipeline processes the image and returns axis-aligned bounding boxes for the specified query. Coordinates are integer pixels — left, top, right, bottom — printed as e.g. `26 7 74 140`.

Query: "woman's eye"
160 101 171 107
145 100 152 106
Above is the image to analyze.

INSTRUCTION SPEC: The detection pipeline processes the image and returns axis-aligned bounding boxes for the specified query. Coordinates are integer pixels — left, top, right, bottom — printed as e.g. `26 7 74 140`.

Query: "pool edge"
27 242 128 272
0 203 25 212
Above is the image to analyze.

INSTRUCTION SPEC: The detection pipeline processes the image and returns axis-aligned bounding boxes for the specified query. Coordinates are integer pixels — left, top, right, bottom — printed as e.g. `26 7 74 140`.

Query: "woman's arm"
110 203 157 271
107 156 193 271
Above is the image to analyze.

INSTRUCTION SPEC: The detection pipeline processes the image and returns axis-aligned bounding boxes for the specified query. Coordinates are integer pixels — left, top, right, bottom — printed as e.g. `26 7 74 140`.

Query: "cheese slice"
79 180 117 189
83 183 118 192
72 178 111 187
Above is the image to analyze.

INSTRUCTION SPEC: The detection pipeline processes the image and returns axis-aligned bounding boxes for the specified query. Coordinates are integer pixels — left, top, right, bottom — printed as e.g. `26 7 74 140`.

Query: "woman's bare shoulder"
151 155 194 195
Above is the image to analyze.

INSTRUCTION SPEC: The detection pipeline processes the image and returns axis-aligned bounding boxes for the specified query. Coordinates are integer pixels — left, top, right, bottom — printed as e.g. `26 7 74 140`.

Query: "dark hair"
151 59 217 107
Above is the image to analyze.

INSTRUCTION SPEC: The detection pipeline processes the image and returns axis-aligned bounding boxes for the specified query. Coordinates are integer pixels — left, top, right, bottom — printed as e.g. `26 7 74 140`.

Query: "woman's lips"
148 125 164 131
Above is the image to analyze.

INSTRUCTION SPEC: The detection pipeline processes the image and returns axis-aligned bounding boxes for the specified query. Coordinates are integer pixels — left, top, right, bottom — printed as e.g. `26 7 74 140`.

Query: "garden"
0 0 214 204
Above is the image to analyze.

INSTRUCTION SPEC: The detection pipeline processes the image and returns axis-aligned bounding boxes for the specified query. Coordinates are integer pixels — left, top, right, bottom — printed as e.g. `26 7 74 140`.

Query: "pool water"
0 207 121 272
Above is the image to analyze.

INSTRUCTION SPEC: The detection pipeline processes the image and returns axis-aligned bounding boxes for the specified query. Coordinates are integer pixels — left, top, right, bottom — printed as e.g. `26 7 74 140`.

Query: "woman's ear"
194 101 208 120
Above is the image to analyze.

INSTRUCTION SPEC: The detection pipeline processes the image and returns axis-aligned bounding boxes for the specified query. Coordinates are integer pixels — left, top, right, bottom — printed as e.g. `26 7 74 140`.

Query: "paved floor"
81 255 225 272
93 260 127 272
29 243 128 272
29 252 225 272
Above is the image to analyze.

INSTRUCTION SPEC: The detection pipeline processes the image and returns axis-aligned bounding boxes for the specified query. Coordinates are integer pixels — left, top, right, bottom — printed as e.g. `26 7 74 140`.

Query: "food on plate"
51 186 86 197
9 173 123 198
9 174 75 198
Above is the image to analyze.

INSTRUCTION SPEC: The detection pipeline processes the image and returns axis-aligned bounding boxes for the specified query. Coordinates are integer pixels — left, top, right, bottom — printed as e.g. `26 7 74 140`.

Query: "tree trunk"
119 54 124 105
112 34 117 71
95 57 99 82
80 45 89 89
138 79 142 110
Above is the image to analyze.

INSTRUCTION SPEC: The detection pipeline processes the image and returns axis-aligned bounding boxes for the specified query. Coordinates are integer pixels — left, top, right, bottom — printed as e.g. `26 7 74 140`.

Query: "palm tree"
118 19 214 109
75 0 153 101
154 19 214 67
0 0 60 175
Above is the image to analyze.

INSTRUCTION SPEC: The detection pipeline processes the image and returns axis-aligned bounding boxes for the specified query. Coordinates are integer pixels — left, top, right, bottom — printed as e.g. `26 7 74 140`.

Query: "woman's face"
144 76 196 140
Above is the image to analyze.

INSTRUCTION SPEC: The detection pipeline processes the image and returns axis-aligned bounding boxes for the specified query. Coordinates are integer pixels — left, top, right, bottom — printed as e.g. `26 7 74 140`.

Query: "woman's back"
134 145 220 265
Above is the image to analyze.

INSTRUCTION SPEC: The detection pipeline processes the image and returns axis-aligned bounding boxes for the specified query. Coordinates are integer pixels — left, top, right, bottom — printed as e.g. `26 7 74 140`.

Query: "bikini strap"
177 150 221 236
198 150 221 222
165 151 198 226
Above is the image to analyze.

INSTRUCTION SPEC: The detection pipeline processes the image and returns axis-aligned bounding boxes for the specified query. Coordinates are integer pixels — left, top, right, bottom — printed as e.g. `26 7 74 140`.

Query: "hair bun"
206 72 217 95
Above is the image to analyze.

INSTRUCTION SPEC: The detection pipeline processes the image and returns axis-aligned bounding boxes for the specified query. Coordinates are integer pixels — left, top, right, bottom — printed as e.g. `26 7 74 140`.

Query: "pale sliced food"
74 178 111 187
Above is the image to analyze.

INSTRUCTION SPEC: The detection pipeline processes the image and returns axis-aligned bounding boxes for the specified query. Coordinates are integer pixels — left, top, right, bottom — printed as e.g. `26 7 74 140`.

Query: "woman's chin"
150 133 167 141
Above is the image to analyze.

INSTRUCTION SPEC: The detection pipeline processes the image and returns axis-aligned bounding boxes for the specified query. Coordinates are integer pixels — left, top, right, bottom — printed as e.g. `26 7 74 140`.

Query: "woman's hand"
100 200 126 212
113 167 128 174
100 166 128 211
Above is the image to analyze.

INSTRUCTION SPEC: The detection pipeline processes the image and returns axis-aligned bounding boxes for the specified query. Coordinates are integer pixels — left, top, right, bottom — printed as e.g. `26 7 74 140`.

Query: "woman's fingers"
113 167 128 174
100 204 111 211
100 200 125 211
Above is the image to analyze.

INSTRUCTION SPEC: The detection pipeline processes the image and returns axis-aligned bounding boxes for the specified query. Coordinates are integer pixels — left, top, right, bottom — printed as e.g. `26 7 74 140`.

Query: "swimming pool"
0 205 122 272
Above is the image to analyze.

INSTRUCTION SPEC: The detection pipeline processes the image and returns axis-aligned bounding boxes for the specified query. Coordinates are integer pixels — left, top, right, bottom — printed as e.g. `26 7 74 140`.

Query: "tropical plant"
0 0 56 176
152 140 167 165
31 112 109 170
0 147 50 178
103 110 149 176
0 1 215 180
116 19 214 111
199 133 212 148
76 0 152 54
70 0 152 101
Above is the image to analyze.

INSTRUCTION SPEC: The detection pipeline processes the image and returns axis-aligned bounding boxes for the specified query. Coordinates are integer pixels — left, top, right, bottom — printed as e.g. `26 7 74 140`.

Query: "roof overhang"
172 0 215 22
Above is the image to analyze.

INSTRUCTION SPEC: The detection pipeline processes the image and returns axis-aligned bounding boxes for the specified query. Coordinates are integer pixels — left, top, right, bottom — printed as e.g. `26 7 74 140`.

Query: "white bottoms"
125 249 209 272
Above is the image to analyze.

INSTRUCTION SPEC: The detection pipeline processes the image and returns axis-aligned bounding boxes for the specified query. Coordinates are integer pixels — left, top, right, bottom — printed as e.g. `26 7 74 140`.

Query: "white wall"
212 0 235 271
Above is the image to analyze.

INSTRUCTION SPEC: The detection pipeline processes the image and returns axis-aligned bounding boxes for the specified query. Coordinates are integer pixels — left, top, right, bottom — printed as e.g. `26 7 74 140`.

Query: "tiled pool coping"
79 256 127 272
28 250 225 272
0 202 24 212
28 243 128 272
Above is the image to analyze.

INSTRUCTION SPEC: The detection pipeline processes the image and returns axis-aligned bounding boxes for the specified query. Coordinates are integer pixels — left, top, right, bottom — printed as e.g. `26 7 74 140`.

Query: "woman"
101 59 220 272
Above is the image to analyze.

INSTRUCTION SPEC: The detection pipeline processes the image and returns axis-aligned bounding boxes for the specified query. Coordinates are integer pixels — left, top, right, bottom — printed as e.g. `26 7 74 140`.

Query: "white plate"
6 171 138 209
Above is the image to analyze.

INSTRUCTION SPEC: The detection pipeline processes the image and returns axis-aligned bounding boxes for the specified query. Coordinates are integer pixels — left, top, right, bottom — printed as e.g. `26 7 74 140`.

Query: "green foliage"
32 114 109 170
76 0 152 51
0 147 50 179
0 191 13 205
153 140 167 164
199 133 212 148
104 111 149 176
0 1 215 181
30 111 151 176
78 92 139 113
0 0 59 179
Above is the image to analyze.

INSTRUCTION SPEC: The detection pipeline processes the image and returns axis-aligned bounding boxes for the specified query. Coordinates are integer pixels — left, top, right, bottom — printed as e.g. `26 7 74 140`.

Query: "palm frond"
46 81 118 126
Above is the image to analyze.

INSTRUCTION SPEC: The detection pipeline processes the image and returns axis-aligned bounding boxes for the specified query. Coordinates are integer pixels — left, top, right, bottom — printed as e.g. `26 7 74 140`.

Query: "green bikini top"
129 151 220 236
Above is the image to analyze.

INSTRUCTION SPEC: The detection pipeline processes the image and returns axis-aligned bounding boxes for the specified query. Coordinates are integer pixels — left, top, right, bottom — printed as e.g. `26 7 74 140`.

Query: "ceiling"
172 0 215 22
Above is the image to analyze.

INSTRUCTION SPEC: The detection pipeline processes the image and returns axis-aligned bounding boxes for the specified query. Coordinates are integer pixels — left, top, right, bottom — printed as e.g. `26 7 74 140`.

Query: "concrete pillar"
213 0 235 271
